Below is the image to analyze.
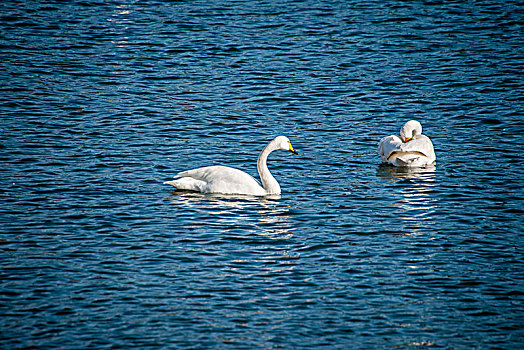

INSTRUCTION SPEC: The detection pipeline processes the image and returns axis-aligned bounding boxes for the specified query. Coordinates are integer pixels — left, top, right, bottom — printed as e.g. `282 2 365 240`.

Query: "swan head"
274 136 298 155
400 120 422 143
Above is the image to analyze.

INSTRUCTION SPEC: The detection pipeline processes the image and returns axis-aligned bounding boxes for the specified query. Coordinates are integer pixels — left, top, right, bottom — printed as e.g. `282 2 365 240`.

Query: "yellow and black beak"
289 142 298 155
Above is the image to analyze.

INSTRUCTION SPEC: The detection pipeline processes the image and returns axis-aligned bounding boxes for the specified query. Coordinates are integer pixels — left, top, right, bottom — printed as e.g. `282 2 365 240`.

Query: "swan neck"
257 142 281 195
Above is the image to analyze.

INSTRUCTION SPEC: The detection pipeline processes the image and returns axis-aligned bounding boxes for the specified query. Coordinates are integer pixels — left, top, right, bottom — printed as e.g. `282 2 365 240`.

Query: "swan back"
168 166 266 195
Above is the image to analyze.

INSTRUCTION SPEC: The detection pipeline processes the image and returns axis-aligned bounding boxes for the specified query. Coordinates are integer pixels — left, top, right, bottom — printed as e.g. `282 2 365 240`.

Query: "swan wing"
176 166 261 185
400 135 436 163
378 135 403 162
168 166 266 195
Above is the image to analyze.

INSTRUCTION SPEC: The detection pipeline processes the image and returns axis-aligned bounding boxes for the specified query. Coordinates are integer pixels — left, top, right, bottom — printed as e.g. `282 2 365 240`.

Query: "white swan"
378 120 436 167
164 136 298 196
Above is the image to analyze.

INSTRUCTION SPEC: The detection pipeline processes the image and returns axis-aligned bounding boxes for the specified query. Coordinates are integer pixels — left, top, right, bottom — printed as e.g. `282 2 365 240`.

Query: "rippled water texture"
1 1 523 348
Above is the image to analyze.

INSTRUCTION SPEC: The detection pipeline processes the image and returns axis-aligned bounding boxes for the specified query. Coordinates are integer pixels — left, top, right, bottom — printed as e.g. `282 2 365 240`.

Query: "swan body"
164 136 297 196
378 120 436 167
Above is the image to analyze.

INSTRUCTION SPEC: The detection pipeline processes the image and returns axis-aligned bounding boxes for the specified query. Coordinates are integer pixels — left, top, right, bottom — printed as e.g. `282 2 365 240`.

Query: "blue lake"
1 1 523 348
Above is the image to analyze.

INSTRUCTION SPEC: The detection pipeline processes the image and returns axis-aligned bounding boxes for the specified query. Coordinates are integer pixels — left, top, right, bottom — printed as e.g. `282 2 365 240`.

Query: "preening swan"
378 120 436 167
164 136 298 196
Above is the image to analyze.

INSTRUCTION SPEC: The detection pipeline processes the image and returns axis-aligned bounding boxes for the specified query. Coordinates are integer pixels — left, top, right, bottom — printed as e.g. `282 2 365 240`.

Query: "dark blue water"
1 1 523 348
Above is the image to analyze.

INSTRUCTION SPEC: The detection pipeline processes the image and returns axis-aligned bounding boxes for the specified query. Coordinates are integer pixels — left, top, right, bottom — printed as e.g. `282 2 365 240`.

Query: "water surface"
1 1 523 348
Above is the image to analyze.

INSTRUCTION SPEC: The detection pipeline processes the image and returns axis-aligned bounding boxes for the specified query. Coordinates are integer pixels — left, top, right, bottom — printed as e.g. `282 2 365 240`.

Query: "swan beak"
404 137 412 143
289 143 298 155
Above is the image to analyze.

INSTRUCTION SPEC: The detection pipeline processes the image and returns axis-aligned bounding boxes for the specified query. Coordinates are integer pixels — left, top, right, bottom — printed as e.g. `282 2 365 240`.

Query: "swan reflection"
167 192 293 238
167 192 297 277
376 164 436 180
377 165 437 235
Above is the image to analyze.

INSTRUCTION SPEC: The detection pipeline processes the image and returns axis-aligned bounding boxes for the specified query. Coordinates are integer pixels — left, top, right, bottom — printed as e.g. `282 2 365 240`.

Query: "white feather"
378 120 436 167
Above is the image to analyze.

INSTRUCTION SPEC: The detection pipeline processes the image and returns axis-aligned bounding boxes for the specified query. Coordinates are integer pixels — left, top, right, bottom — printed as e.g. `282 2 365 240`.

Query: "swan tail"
164 177 207 192
389 151 429 167
395 157 411 167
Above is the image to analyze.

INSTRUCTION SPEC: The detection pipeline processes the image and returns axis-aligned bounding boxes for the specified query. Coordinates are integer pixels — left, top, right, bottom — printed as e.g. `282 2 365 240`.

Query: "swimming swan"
164 136 298 196
378 120 436 167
